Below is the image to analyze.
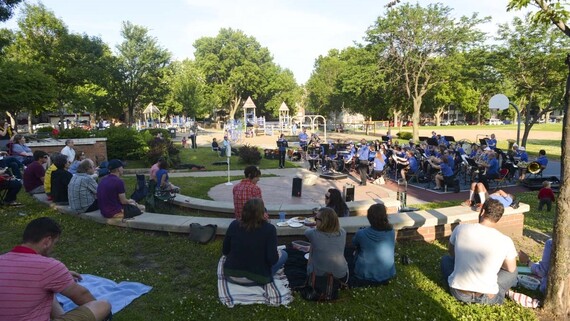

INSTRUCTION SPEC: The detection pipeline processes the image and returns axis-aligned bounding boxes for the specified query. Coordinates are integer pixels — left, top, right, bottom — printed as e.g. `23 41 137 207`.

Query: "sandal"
6 201 23 207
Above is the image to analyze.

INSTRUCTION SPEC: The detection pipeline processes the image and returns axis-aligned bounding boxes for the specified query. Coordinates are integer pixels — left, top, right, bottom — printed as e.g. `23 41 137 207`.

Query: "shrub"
97 126 147 160
58 128 93 139
238 144 262 165
397 132 413 140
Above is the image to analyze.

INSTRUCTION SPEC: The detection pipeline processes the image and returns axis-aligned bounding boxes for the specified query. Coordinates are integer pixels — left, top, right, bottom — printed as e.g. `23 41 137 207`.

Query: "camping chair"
492 168 509 191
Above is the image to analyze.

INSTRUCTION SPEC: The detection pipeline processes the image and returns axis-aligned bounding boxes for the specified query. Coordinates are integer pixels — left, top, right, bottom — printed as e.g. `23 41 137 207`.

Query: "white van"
485 118 503 125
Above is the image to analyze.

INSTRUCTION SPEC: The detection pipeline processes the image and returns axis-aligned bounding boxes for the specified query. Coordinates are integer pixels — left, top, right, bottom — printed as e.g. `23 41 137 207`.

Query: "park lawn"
0 183 551 320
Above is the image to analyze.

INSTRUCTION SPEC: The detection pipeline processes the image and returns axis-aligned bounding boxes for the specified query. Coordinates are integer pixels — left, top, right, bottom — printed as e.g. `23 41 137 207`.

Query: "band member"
277 134 288 169
478 151 500 190
307 141 322 172
429 155 454 191
357 139 371 186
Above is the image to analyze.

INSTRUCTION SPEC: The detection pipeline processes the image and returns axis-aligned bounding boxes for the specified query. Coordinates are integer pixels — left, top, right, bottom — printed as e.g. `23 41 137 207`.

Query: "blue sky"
5 0 531 84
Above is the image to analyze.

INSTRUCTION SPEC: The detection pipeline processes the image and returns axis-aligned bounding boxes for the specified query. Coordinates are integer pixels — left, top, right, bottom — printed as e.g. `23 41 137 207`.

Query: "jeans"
1 179 22 203
440 255 517 305
538 198 552 211
0 157 22 179
271 249 288 275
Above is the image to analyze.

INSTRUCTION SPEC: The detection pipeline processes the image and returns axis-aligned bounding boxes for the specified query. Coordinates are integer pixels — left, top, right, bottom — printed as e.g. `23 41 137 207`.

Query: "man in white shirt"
440 198 518 304
61 139 76 163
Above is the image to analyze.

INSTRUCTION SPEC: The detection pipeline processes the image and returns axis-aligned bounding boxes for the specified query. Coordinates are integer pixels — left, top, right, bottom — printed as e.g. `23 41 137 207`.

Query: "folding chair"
492 168 509 191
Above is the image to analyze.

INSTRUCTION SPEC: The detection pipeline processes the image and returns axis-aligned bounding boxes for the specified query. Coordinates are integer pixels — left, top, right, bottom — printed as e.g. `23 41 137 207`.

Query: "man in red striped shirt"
0 217 111 321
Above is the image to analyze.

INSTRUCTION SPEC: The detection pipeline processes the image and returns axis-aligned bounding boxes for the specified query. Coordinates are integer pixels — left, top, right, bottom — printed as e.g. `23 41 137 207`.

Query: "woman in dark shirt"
223 198 287 285
325 188 350 217
51 154 72 204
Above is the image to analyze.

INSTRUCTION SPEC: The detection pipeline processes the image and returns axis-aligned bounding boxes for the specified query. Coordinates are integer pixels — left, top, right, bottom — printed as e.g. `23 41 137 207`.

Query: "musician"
515 145 529 162
372 150 386 181
486 134 497 150
469 143 479 158
520 149 547 180
307 142 322 172
277 134 288 169
403 150 419 181
357 139 371 186
298 127 309 153
478 151 500 190
429 155 454 191
431 131 437 139
437 135 449 148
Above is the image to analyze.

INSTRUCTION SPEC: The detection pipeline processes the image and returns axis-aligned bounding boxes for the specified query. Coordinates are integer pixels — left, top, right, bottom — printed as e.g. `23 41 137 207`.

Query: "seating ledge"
32 194 528 237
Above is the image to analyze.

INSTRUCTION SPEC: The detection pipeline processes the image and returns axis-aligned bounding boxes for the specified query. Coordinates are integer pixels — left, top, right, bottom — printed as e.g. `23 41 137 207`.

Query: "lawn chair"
492 168 510 191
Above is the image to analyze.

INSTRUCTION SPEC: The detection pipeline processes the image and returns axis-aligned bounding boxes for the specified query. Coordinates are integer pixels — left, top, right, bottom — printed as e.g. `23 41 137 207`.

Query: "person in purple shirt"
96 159 144 218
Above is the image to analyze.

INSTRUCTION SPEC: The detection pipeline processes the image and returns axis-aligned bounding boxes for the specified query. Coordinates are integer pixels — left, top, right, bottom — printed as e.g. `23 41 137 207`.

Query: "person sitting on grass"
350 203 395 287
537 181 555 212
441 199 518 305
50 154 72 205
222 198 287 285
96 159 144 219
518 238 552 294
325 188 349 217
462 182 518 209
0 217 111 321
156 158 180 193
212 138 220 153
305 207 348 283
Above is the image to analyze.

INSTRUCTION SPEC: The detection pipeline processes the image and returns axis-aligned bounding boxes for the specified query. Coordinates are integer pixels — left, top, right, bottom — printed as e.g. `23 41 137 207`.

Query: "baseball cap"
107 159 124 171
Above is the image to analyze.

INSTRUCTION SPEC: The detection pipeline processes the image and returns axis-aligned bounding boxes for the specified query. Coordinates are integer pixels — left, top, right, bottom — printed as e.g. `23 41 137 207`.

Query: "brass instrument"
516 161 529 169
528 161 541 174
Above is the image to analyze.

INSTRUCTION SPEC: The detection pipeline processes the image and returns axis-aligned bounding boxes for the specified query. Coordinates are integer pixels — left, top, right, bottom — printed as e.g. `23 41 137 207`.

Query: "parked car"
502 119 512 125
33 123 54 131
485 118 503 125
422 121 435 126
440 120 451 126
451 120 466 126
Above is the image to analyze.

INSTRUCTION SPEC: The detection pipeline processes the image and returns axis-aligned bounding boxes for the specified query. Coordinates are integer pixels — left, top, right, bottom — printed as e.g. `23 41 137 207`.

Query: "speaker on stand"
292 177 302 197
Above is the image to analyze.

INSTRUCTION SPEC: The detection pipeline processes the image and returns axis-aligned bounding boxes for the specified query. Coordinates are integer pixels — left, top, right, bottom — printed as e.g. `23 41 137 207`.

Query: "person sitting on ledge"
222 198 287 285
350 203 395 287
50 154 72 205
325 188 349 217
232 165 267 220
68 159 99 213
23 150 48 194
462 182 518 209
97 159 144 219
441 199 518 305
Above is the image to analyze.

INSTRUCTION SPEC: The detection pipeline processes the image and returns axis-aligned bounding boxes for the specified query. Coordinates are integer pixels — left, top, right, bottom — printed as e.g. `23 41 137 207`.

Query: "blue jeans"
440 255 517 305
271 249 288 275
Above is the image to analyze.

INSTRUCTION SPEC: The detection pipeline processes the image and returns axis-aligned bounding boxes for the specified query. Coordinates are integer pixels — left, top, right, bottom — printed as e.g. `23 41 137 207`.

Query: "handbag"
299 272 346 301
123 204 143 219
188 223 217 244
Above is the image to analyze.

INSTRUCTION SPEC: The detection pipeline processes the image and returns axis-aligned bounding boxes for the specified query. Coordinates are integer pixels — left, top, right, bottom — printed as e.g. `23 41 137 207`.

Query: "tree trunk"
412 97 422 142
543 53 570 318
27 112 33 134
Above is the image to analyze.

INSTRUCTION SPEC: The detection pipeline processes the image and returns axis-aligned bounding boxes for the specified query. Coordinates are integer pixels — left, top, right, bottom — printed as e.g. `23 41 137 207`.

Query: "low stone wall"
27 138 108 164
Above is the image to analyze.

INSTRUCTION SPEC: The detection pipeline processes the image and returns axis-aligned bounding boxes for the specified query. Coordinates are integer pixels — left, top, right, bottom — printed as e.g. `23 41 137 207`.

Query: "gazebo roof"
279 102 289 111
143 102 161 114
243 96 256 109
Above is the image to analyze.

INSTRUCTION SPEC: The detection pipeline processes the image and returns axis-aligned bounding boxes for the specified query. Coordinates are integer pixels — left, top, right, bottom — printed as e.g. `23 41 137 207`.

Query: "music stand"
444 136 455 142
466 158 478 168
427 138 439 146
381 135 390 142
321 143 329 155
419 136 429 142
479 138 488 146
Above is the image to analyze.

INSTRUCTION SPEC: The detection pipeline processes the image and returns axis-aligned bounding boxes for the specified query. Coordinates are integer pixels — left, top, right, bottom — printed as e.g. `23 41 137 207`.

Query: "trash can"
507 139 516 150
168 127 176 139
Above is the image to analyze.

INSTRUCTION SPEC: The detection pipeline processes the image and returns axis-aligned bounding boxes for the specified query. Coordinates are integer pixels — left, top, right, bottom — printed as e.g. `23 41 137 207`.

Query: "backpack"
130 174 148 202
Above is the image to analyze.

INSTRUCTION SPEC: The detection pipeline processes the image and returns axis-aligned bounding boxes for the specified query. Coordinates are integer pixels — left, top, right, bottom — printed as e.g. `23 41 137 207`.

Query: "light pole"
489 94 521 146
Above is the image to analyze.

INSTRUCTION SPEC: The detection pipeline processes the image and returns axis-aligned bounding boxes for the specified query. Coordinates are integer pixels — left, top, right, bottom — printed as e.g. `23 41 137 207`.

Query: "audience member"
0 217 111 321
68 159 99 213
97 159 144 218
0 150 23 179
441 199 518 305
68 151 86 175
232 165 266 220
537 181 555 212
149 157 164 182
518 239 552 294
462 182 517 209
305 207 348 282
220 135 231 157
11 134 33 165
23 150 48 194
351 204 395 286
44 152 60 201
222 198 287 285
211 138 220 153
60 139 76 163
156 158 179 193
325 188 349 217
50 154 72 205
0 167 22 206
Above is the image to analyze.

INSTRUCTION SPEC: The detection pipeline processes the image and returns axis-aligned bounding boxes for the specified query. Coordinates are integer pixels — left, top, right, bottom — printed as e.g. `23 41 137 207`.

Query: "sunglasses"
315 217 322 222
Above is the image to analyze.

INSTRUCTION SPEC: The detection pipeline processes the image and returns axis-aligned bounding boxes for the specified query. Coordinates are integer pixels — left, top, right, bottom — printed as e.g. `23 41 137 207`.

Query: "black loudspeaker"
292 177 302 197
343 184 355 202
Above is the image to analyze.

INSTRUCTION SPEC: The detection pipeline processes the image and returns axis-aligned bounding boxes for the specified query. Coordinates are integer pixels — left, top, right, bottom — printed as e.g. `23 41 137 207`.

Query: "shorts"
54 306 96 321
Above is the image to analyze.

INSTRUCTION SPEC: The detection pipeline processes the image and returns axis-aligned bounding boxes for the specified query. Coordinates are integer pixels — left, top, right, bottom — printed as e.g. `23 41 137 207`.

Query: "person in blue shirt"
371 150 386 182
430 155 454 190
486 133 497 150
350 203 396 287
357 139 371 186
437 135 449 147
520 149 548 180
516 146 529 162
478 151 500 190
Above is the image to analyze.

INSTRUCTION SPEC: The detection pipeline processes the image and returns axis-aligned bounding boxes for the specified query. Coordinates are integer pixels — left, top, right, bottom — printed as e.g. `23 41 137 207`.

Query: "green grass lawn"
0 183 551 320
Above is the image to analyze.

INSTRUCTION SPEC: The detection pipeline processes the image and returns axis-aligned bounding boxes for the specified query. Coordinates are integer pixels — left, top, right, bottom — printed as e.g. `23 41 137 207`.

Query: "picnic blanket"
217 256 293 308
56 274 152 314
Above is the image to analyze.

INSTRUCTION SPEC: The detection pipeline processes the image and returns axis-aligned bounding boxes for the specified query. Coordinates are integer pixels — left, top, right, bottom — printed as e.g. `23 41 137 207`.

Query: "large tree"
0 0 24 22
366 3 487 141
115 21 171 125
496 14 568 146
508 0 570 318
193 28 297 120
165 59 208 118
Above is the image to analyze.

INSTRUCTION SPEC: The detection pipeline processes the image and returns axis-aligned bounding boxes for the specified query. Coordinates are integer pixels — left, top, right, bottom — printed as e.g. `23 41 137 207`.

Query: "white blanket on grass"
56 274 152 314
217 256 293 308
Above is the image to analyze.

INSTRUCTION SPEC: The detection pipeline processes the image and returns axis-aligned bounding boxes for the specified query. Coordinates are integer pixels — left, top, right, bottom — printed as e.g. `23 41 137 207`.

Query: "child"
181 136 187 149
211 138 220 152
538 181 555 211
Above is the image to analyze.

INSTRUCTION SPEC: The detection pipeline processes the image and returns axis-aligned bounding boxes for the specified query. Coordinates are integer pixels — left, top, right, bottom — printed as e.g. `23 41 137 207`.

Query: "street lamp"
489 94 521 146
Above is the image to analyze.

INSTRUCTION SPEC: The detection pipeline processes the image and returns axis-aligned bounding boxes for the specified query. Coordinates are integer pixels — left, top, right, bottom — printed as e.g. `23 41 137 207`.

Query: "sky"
4 0 533 84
